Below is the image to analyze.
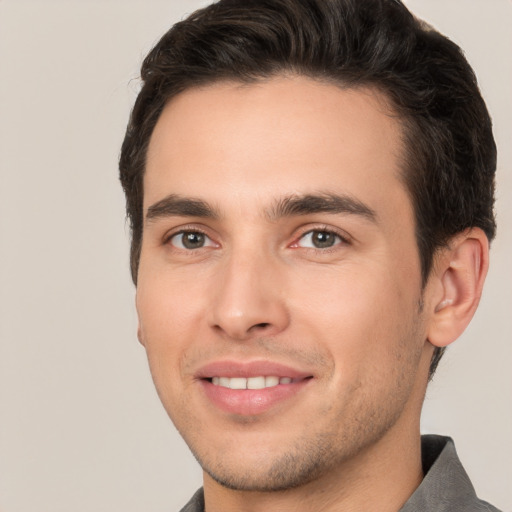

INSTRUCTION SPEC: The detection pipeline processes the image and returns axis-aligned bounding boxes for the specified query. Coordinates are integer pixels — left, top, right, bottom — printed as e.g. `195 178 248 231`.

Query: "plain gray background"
0 1 510 511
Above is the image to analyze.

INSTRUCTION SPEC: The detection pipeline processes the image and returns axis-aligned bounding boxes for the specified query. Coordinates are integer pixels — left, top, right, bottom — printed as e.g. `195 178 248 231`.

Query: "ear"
137 325 146 347
426 228 489 348
135 294 146 347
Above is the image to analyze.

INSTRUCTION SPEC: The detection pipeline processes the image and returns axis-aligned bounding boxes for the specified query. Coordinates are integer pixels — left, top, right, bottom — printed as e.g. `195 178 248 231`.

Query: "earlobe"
427 228 489 348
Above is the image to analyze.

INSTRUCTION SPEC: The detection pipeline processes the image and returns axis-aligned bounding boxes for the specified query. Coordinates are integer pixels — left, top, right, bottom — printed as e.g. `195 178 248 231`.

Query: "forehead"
144 76 409 219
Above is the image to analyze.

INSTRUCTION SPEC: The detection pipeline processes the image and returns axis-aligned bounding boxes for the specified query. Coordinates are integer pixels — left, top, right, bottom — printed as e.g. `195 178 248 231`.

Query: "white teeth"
211 376 293 389
265 376 279 387
247 376 266 389
229 377 247 390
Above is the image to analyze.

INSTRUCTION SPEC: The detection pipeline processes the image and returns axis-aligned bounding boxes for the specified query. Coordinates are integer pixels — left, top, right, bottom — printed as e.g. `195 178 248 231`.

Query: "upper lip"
195 360 313 380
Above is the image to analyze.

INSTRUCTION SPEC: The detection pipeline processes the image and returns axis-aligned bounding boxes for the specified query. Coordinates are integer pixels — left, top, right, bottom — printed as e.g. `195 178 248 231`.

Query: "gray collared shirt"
399 435 501 511
179 435 502 511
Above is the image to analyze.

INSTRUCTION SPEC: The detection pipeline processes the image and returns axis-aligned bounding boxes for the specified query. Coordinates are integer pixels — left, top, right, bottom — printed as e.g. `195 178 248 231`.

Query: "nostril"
253 322 271 330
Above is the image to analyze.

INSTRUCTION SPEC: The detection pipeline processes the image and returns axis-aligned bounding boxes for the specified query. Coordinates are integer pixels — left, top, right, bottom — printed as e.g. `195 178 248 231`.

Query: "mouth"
196 361 314 416
209 375 299 389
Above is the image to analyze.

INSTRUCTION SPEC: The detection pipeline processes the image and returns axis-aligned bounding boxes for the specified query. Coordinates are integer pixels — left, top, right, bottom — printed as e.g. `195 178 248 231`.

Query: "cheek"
291 263 420 375
137 265 204 340
135 271 204 396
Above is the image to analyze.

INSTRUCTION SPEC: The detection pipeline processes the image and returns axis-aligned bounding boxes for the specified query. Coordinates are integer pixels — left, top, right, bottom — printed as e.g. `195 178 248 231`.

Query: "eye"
296 230 345 249
169 231 216 250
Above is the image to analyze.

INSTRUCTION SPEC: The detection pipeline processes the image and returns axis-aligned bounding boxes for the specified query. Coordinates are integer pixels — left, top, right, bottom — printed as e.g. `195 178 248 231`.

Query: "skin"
135 76 487 511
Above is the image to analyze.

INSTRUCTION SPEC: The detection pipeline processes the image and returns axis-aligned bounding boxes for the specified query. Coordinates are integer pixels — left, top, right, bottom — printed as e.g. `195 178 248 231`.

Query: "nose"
208 249 290 341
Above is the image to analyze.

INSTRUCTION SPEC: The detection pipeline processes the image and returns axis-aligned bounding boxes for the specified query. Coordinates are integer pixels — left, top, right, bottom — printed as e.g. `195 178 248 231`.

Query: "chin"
189 430 344 492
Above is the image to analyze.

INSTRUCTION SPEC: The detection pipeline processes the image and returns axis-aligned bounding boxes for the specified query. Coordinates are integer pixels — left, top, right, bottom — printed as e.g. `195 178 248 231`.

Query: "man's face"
136 76 433 491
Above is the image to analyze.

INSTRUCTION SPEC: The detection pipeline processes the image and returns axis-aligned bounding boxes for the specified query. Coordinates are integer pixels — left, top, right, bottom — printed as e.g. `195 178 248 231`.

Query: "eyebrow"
145 192 377 224
267 193 377 223
145 194 219 224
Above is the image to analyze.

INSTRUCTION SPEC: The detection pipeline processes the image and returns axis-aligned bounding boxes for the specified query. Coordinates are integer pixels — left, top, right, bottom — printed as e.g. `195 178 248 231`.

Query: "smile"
211 376 294 389
197 361 314 416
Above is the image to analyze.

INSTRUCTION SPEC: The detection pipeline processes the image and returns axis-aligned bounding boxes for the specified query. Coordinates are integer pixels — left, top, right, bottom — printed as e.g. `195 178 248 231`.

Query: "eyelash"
291 226 351 251
163 225 351 252
163 226 215 250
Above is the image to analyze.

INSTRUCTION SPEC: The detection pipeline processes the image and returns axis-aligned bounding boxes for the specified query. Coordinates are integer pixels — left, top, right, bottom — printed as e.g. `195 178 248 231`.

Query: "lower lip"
200 379 311 416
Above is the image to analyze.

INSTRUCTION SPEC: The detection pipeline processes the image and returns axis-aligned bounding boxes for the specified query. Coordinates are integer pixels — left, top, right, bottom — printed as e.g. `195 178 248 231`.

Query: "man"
119 0 501 510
